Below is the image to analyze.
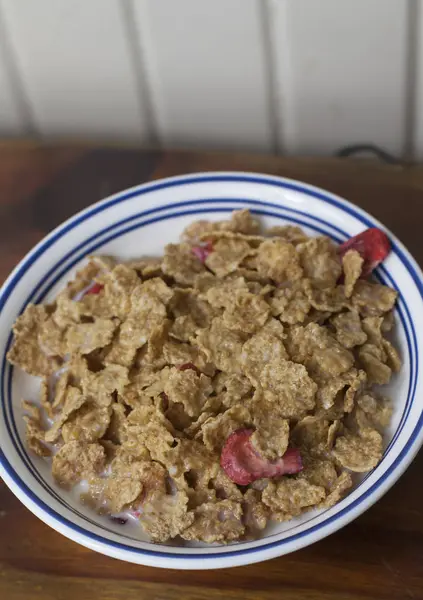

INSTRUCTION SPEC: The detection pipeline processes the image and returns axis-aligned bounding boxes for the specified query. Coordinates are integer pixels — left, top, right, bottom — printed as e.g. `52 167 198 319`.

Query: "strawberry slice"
338 228 391 276
178 362 201 375
220 428 302 485
85 282 104 295
191 241 213 264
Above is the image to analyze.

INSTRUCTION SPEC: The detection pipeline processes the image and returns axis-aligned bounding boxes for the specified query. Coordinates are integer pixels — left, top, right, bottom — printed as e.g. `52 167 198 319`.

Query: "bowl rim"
1 171 423 569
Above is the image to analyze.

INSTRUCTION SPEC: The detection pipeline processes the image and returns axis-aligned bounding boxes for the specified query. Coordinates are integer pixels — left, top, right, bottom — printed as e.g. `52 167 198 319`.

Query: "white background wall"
0 0 422 159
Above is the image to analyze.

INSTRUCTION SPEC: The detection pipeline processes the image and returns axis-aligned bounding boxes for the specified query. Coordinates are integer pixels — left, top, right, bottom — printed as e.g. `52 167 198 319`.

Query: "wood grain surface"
1 141 423 600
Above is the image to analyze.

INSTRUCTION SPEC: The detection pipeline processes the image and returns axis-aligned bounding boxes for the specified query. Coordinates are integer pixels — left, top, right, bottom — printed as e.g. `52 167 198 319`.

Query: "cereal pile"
8 210 400 543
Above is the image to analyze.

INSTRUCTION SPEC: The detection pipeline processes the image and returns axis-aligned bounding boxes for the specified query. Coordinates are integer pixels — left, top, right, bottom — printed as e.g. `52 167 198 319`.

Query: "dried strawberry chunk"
338 228 391 277
191 241 213 264
220 428 302 485
85 282 104 295
178 362 201 375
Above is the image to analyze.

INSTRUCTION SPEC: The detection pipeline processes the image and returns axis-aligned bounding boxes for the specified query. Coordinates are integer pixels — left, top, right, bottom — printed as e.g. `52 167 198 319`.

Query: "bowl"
1 172 423 570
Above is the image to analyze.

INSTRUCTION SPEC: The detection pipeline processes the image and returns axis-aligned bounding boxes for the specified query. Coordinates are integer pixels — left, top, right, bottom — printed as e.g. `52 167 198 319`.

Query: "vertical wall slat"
412 0 423 159
0 8 26 135
131 0 273 153
0 0 151 140
0 48 24 135
268 0 409 156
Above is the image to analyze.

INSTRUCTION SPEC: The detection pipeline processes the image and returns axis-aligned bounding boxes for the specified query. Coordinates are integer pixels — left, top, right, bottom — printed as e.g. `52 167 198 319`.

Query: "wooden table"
1 142 423 600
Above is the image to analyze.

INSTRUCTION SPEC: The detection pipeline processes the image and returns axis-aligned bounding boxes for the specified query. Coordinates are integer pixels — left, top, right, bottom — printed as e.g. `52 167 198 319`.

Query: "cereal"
226 208 260 235
122 406 176 463
103 455 148 512
342 249 363 298
45 386 87 443
105 402 127 444
162 339 198 366
286 323 354 379
241 323 288 383
270 280 311 324
81 363 129 407
52 441 106 488
306 284 349 313
242 489 269 534
65 318 118 355
331 311 367 349
257 358 317 419
82 264 140 320
138 487 194 542
320 471 353 509
298 457 339 491
22 402 51 457
164 367 212 418
105 285 169 368
316 368 366 411
352 280 397 316
39 377 53 419
297 236 342 288
62 402 112 443
267 224 308 245
181 499 244 543
182 209 260 241
205 275 248 308
291 416 331 458
38 317 67 358
256 239 303 283
222 290 270 334
356 393 392 431
168 438 220 485
8 305 60 376
195 317 247 374
262 479 326 517
250 411 290 460
205 237 253 277
383 339 402 372
10 210 399 544
332 428 383 472
201 405 251 452
51 370 70 409
358 343 392 384
213 372 252 402
162 243 205 285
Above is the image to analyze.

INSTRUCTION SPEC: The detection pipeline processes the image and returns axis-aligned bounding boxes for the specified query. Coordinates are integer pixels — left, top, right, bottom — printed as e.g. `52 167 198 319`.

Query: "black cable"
335 144 402 165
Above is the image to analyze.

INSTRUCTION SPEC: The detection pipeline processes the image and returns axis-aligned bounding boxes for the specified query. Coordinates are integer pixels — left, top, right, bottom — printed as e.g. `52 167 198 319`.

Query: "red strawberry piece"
178 362 201 375
85 282 104 295
338 228 391 277
191 240 213 264
220 428 302 486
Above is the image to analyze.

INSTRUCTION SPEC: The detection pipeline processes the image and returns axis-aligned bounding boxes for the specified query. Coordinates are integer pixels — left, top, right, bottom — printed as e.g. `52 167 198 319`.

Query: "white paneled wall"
269 0 410 157
0 0 422 158
132 0 273 152
0 0 150 140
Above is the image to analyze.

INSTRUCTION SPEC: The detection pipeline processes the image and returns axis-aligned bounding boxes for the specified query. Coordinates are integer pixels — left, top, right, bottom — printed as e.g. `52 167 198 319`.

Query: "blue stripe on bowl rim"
0 173 421 561
2 203 414 546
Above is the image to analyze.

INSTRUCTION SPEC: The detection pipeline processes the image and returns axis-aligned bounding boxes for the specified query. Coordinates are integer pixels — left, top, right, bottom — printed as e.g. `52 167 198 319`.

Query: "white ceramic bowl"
1 172 423 570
